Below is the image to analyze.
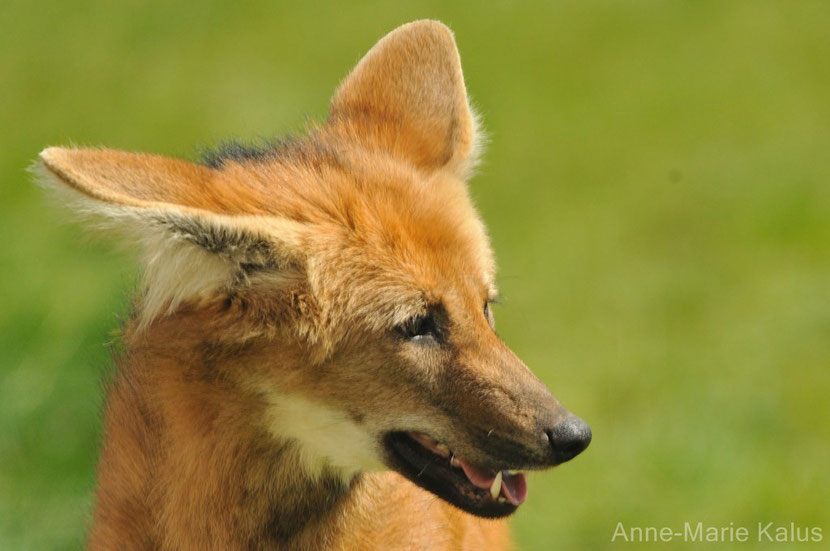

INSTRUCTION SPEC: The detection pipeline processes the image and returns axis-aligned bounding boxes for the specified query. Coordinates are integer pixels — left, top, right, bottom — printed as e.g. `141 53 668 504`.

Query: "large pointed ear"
36 147 308 326
328 20 481 178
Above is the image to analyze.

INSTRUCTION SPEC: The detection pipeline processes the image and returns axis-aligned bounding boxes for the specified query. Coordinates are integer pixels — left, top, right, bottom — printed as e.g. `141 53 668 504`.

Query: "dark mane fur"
198 138 283 168
198 134 345 173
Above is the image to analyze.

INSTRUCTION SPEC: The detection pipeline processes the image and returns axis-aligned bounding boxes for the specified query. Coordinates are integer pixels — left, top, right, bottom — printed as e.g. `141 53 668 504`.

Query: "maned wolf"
36 20 590 550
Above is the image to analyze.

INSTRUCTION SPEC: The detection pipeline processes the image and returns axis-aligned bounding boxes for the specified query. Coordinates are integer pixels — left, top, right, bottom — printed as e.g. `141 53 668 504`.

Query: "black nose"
546 415 591 464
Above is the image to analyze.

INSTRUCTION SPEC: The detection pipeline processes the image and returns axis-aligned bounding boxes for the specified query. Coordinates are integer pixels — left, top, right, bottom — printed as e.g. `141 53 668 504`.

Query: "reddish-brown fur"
37 20 586 550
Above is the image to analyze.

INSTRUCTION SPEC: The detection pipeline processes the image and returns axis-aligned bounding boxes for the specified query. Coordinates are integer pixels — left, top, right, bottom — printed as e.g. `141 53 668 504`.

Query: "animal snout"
545 415 591 465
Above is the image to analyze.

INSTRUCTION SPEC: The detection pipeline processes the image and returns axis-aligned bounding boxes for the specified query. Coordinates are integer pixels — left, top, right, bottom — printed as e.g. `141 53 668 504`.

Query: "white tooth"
450 454 460 467
490 470 503 499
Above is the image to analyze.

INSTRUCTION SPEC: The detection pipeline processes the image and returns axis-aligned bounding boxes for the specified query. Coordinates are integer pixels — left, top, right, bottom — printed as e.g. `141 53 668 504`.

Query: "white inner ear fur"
257 388 386 482
138 231 239 327
33 163 301 329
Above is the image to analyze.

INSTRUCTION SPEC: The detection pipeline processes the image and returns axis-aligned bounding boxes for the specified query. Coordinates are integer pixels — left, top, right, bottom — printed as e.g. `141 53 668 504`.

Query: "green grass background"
1 1 828 549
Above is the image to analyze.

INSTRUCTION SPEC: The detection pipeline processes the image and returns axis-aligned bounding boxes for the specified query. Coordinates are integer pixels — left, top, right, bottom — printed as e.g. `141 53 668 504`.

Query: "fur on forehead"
293 153 497 325
233 144 497 338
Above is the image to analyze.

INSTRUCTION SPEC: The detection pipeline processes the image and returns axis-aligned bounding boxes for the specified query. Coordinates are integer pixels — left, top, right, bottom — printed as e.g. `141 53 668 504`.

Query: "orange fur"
37 20 589 550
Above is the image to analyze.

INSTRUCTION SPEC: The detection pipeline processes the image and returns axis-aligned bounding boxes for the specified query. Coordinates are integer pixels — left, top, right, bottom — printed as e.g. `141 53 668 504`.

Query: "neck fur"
88 315 357 549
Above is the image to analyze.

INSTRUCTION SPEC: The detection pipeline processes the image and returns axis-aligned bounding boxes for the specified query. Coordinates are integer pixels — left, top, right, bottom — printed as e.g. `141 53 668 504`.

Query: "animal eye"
397 313 438 343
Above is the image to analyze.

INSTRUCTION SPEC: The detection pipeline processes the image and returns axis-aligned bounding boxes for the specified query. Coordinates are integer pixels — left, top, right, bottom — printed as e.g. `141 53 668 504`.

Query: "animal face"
37 20 590 519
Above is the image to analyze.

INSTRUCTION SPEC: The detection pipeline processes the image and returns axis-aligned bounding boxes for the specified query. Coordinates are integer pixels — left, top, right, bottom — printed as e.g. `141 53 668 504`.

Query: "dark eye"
397 313 438 344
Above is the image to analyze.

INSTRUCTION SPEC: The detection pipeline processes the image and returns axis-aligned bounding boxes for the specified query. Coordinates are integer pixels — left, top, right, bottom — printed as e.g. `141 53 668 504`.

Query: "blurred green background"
2 1 829 549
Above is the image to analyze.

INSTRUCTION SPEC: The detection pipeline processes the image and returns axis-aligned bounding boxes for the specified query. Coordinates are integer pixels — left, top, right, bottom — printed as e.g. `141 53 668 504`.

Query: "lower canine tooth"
490 470 503 499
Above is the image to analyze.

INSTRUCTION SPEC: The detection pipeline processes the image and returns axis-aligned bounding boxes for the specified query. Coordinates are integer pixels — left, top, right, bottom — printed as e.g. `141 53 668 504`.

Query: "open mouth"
384 431 528 518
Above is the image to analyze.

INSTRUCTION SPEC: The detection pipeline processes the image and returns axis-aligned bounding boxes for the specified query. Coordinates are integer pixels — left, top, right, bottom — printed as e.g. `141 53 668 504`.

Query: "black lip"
383 432 517 518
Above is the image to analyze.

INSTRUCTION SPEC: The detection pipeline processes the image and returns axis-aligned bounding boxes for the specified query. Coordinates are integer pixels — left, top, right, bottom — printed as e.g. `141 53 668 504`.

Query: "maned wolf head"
37 20 590 520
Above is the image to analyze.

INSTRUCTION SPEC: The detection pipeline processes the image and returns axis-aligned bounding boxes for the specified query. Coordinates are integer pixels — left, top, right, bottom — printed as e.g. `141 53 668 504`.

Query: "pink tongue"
501 471 528 506
454 458 529 506
455 457 496 489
